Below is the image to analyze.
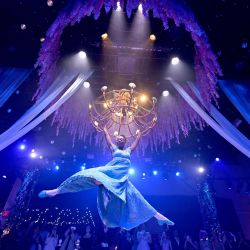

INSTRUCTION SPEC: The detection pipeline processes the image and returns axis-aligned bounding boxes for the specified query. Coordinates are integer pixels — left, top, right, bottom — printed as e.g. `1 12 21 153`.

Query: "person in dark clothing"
80 225 94 250
117 228 132 250
97 226 111 249
171 230 182 250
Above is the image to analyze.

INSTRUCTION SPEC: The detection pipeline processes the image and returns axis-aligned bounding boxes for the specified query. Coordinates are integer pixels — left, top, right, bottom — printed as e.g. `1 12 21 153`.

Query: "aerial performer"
39 89 175 231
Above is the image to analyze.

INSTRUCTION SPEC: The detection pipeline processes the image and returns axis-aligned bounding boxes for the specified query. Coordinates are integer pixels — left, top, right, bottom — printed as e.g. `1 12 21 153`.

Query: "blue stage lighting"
55 165 60 170
176 172 180 176
153 170 158 176
198 166 205 173
129 168 135 175
19 144 26 150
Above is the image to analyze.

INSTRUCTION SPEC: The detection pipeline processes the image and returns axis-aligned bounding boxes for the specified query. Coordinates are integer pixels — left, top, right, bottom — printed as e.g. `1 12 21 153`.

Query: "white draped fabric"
168 78 250 158
187 81 250 149
0 68 32 107
0 71 93 152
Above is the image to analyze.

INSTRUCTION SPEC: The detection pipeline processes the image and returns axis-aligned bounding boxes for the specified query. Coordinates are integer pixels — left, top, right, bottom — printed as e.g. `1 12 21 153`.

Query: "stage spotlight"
19 144 26 150
142 172 146 177
171 57 180 65
197 166 205 173
149 34 156 41
138 3 143 13
101 33 108 41
55 165 60 170
153 170 158 176
129 168 135 175
30 150 37 159
162 90 169 97
215 157 220 162
176 172 180 176
83 81 90 88
2 175 7 179
116 1 122 11
81 165 86 171
39 155 43 159
78 51 87 59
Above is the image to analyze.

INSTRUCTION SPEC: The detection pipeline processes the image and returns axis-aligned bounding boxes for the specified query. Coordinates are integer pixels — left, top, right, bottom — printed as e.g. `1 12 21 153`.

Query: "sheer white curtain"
167 78 250 158
0 68 31 107
0 71 93 151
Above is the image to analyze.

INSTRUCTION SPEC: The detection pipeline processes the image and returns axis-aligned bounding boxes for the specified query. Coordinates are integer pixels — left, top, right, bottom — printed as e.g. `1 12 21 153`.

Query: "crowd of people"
0 222 250 250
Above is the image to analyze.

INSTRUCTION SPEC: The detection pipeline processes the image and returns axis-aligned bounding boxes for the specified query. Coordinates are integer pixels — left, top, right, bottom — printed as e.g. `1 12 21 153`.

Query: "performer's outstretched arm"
130 130 141 151
104 126 116 150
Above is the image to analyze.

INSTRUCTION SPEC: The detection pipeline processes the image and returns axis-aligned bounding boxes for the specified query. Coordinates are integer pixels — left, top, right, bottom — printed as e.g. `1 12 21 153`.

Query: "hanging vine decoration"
35 0 222 151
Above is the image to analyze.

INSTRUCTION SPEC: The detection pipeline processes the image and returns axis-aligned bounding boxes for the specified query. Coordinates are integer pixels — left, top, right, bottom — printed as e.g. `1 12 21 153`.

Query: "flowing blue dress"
58 145 157 230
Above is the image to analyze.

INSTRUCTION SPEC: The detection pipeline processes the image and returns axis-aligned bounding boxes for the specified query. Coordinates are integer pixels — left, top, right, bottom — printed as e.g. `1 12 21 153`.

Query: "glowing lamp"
47 0 53 6
101 33 108 40
171 57 180 65
149 34 156 41
129 168 135 175
138 3 143 13
19 144 26 150
116 1 122 11
78 51 87 59
198 167 205 173
162 90 169 97
30 150 37 158
129 82 136 89
83 81 90 88
140 94 147 102
101 86 108 92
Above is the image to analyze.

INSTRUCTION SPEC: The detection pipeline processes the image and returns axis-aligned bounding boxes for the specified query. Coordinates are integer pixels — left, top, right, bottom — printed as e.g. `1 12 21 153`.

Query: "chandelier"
89 83 157 139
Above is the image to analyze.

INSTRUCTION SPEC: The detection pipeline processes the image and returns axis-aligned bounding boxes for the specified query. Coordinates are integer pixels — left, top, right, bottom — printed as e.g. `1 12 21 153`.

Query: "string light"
19 207 95 227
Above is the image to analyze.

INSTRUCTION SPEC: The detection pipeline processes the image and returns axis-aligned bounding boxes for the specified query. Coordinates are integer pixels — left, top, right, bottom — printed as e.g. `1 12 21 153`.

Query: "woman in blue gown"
39 128 174 230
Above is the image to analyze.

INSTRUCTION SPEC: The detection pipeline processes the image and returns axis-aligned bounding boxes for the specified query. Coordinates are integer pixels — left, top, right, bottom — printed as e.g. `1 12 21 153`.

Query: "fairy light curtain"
21 207 95 227
0 68 31 108
35 0 222 151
